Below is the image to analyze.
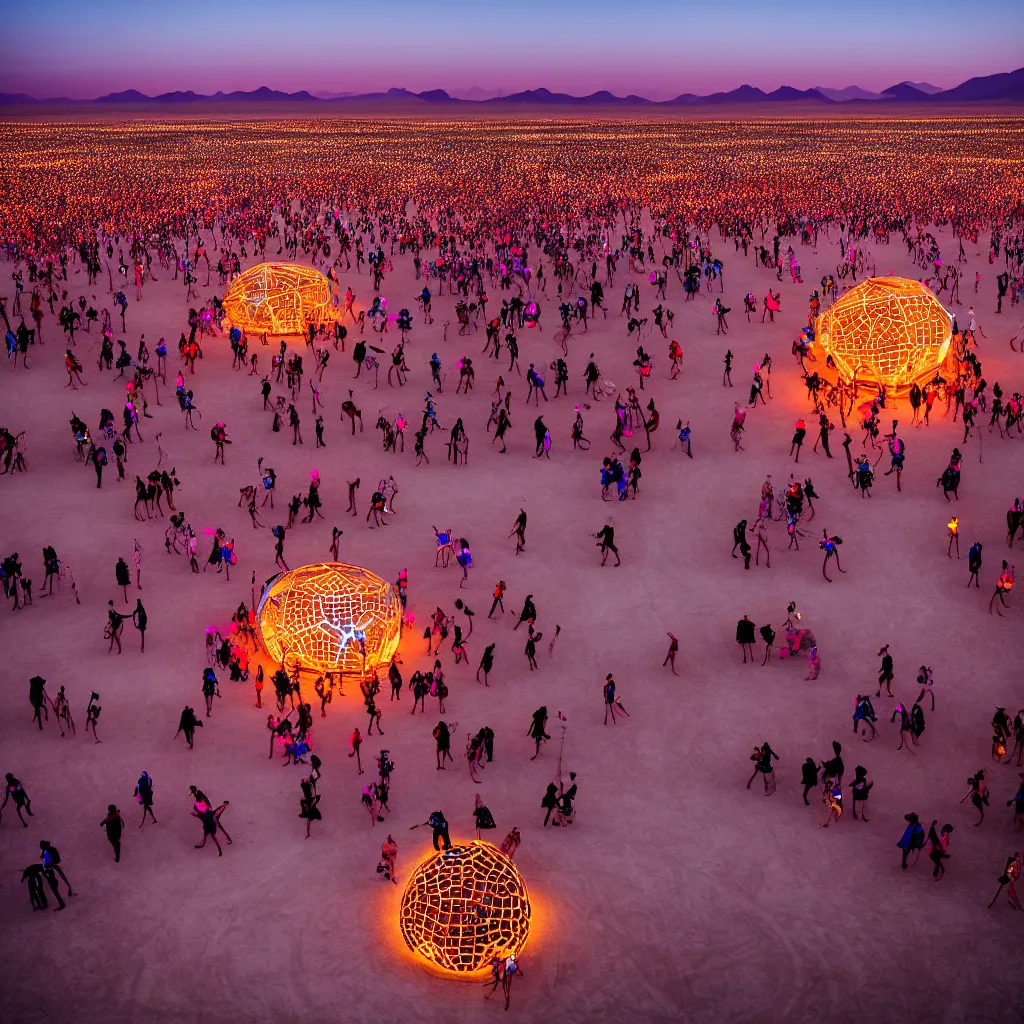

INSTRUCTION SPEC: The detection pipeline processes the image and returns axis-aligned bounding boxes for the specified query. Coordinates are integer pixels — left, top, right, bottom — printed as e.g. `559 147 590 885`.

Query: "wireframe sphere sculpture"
399 842 532 974
816 277 952 392
257 562 401 676
223 262 332 335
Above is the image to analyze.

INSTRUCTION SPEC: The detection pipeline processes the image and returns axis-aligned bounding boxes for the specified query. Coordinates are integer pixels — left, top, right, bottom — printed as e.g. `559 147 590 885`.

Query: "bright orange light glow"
257 562 401 677
399 841 532 975
223 262 332 335
816 277 952 392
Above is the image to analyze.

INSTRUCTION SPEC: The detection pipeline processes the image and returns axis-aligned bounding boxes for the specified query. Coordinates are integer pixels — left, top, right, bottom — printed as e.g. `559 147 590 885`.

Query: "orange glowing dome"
816 277 952 392
399 841 532 974
257 562 401 676
223 262 332 335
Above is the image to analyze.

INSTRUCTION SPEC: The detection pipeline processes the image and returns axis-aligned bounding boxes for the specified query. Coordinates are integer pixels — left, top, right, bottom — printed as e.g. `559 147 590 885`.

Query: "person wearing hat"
100 804 124 862
897 813 925 869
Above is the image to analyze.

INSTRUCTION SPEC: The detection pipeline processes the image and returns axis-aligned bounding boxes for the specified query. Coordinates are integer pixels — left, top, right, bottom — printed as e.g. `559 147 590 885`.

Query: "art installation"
816 277 953 392
257 562 402 677
399 842 532 974
222 262 332 335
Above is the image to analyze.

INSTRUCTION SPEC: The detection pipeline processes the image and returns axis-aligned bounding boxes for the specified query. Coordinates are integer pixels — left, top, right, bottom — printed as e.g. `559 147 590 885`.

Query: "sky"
3 0 1022 100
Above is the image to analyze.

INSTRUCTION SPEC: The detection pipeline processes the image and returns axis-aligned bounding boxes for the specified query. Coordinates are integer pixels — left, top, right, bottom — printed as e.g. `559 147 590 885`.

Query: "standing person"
100 804 124 862
967 541 983 587
800 757 819 805
115 556 131 601
820 774 843 828
377 835 399 884
594 523 621 566
488 580 507 618
736 615 756 664
29 675 48 731
603 674 619 725
85 692 102 742
897 813 925 869
39 840 73 898
2 773 33 826
877 645 894 698
421 809 451 851
524 630 541 671
134 771 157 826
433 720 453 769
790 417 807 462
947 516 960 559
299 778 321 839
509 509 527 555
527 706 550 760
348 726 364 774
928 821 954 880
473 793 497 839
747 742 779 794
193 801 230 855
961 770 990 826
663 632 679 675
541 782 559 826
132 599 147 652
476 642 496 685
500 826 522 860
500 955 523 1011
106 601 129 654
759 624 775 665
988 851 1022 910
174 705 202 749
850 766 873 821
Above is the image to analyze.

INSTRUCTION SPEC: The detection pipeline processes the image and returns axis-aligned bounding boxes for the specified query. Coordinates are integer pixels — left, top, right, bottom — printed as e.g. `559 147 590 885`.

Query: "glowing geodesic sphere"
223 262 332 335
816 277 952 392
257 563 401 676
399 842 531 974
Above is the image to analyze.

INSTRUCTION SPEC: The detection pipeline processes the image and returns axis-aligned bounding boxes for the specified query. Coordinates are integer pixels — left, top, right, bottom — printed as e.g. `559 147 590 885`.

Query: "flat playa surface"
0 120 1022 1024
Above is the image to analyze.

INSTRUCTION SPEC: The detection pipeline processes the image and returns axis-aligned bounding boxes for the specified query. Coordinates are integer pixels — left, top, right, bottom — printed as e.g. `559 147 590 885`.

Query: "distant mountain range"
3 68 1022 107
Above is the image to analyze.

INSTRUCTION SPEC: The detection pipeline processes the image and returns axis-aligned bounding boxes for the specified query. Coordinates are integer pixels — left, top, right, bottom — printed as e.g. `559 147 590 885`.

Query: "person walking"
40 840 73 898
134 771 157 826
100 804 124 862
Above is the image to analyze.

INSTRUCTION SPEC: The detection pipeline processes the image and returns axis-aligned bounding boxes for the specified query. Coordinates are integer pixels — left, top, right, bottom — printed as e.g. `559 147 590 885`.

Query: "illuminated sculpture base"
257 562 401 677
399 841 531 975
816 276 953 393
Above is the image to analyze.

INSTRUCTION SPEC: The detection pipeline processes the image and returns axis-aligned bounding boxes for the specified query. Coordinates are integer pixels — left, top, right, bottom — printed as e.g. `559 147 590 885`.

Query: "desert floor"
0 213 1021 1024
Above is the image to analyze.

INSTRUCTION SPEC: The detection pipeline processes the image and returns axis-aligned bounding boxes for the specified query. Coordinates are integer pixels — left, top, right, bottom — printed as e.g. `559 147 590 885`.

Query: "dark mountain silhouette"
666 85 832 104
486 87 651 105
95 89 152 103
881 82 933 101
2 69 1021 107
814 85 882 101
934 67 1024 101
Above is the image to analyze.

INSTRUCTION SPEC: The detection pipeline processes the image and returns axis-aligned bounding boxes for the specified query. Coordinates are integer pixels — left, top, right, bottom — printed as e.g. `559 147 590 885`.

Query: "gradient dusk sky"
4 0 1022 100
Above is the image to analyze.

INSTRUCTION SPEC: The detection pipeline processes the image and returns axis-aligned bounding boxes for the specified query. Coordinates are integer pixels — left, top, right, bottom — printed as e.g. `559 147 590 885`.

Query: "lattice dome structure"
223 262 332 335
399 842 532 974
257 563 401 676
816 277 953 392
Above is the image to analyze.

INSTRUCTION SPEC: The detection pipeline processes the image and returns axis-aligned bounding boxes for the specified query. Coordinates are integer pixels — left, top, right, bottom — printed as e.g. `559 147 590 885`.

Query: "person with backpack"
897 812 925 869
40 840 73 899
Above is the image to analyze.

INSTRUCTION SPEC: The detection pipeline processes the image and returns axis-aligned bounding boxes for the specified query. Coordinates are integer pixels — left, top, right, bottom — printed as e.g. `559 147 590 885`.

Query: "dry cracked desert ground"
0 213 1022 1024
